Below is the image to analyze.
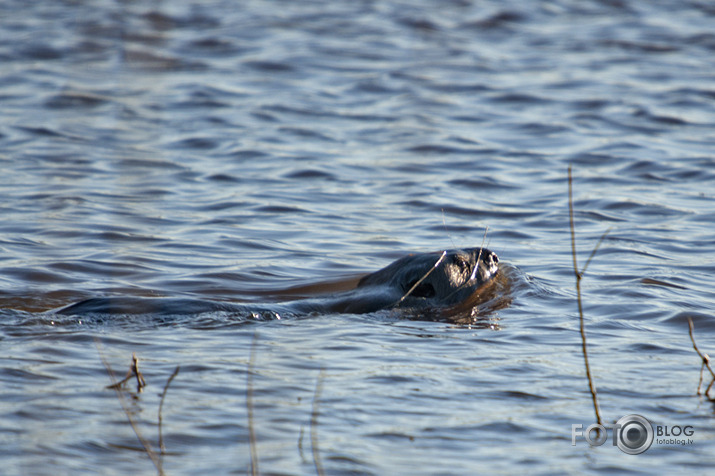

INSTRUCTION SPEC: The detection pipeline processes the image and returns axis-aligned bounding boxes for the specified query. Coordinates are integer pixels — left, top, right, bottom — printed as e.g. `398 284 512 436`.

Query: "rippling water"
2 0 715 474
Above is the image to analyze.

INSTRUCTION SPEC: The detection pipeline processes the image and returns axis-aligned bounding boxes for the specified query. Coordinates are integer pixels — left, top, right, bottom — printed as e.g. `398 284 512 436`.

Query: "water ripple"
2 0 715 474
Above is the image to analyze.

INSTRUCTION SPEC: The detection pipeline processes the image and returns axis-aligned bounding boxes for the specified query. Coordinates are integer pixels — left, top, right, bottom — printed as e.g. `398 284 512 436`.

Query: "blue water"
2 0 715 474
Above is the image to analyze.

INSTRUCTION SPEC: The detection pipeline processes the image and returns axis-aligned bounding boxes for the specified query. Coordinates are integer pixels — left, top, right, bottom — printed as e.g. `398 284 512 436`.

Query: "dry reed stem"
311 368 326 476
696 362 706 395
469 227 489 281
297 425 307 463
106 352 146 392
687 317 715 398
95 340 164 475
158 365 180 455
568 165 605 427
247 332 259 476
396 250 447 305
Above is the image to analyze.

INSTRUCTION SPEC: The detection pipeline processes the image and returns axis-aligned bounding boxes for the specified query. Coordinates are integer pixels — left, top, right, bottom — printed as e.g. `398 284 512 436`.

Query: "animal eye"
454 256 470 273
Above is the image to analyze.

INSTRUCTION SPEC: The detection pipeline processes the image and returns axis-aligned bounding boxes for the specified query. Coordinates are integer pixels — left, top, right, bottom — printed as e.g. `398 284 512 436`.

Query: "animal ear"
406 280 436 299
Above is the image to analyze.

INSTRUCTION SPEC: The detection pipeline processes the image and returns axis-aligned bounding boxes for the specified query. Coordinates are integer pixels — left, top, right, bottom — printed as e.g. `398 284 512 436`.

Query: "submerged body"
58 248 501 321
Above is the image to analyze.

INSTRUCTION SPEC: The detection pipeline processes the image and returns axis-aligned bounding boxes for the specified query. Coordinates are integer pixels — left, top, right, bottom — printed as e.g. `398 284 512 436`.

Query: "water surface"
2 0 715 474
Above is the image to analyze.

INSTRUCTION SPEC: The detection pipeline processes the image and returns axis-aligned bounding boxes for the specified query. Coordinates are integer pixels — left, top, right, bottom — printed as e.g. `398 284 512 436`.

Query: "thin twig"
687 318 715 378
247 332 259 476
132 353 147 390
106 373 133 390
311 368 326 476
706 378 715 397
95 340 164 475
158 365 180 455
106 353 146 392
581 228 611 277
396 251 447 305
687 317 715 398
297 425 307 463
568 165 603 426
697 362 705 395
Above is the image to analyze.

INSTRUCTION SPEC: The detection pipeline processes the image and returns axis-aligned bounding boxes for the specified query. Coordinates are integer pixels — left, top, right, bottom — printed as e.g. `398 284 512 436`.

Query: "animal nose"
487 251 498 266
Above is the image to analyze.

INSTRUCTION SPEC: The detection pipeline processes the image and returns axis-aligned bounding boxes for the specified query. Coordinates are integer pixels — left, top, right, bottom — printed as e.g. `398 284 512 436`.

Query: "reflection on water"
1 0 715 474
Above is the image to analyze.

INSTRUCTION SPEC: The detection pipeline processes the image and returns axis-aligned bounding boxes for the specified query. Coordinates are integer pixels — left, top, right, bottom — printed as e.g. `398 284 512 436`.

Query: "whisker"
469 226 489 282
444 227 492 303
441 209 458 250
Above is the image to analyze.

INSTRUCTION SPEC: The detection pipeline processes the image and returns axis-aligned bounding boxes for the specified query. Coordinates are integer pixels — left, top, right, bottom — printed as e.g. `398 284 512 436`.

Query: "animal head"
358 248 499 308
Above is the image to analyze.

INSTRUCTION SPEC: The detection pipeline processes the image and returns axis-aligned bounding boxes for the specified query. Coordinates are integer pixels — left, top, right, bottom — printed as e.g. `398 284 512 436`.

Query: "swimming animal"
57 247 501 321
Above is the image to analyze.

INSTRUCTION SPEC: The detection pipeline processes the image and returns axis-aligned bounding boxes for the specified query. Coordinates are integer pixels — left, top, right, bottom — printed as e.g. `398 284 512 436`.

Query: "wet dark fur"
57 248 500 319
